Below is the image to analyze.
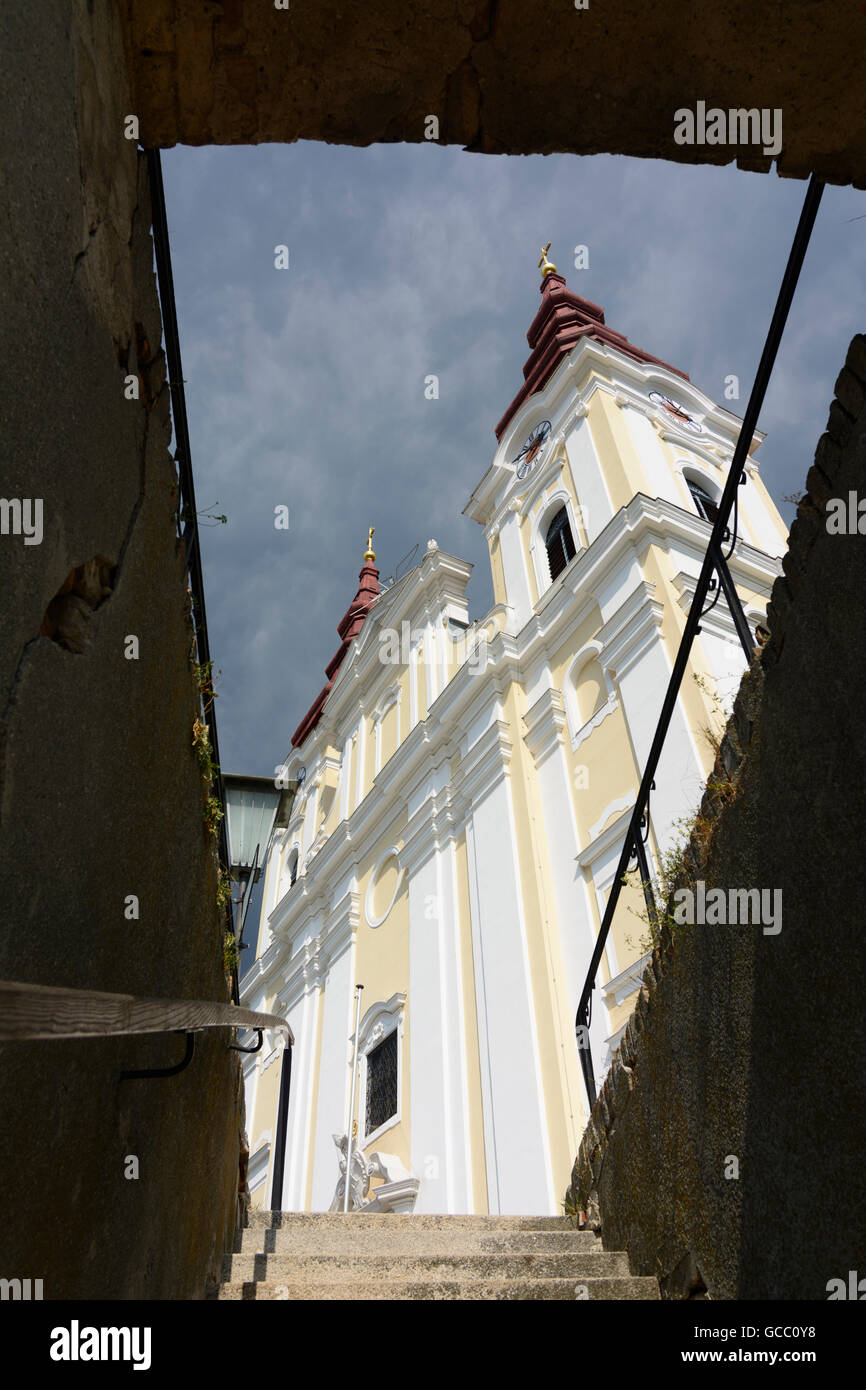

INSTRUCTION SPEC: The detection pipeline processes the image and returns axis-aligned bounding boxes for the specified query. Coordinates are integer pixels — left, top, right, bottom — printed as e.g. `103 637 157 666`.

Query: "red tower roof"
495 271 688 441
291 553 380 748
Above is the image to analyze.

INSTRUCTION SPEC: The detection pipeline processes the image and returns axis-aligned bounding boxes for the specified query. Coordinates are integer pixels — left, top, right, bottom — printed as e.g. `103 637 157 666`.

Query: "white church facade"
240 250 788 1216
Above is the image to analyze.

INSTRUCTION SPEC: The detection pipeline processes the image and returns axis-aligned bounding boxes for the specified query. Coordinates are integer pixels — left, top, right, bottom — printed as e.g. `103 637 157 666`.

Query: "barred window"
365 1029 398 1137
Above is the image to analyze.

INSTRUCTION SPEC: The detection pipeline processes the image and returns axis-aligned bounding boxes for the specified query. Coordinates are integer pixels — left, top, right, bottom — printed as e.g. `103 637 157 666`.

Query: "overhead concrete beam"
117 0 866 186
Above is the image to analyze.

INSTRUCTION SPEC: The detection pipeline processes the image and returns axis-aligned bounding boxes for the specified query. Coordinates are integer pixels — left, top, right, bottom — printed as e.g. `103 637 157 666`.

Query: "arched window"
280 847 298 898
545 507 576 581
687 479 719 524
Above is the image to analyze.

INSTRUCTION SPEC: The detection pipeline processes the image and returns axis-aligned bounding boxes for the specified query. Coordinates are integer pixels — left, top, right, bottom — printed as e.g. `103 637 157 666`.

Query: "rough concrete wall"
116 0 866 186
0 0 241 1299
568 338 866 1300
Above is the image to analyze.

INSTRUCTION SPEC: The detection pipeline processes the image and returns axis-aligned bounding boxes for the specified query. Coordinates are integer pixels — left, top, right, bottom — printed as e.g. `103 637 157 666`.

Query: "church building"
240 247 788 1216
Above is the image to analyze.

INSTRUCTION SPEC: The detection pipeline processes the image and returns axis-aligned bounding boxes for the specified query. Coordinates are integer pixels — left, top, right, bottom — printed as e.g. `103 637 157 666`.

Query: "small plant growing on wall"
561 1191 583 1228
202 794 224 842
692 671 726 758
181 548 232 973
622 809 705 954
623 765 741 956
223 925 239 975
216 869 232 913
192 659 221 716
192 716 218 783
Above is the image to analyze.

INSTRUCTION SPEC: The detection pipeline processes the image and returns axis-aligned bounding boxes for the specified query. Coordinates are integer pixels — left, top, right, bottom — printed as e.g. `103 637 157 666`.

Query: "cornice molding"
355 991 407 1052
453 719 513 814
602 952 652 1008
588 793 637 846
522 686 567 765
577 802 637 876
401 779 459 877
672 570 764 647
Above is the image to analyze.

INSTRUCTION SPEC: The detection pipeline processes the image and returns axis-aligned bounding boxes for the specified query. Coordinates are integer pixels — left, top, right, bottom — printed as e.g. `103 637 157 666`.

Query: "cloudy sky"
160 145 866 779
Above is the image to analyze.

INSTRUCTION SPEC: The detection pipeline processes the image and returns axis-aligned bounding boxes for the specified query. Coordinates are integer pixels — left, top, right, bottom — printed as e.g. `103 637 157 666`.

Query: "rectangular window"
365 1030 398 1137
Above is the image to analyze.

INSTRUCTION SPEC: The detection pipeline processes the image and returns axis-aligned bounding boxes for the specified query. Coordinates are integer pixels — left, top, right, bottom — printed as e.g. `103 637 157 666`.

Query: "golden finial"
363 525 376 563
538 242 558 278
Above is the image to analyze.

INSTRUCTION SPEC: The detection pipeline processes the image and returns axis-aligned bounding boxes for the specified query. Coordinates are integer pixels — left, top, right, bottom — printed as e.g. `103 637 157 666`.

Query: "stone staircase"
207 1211 659 1300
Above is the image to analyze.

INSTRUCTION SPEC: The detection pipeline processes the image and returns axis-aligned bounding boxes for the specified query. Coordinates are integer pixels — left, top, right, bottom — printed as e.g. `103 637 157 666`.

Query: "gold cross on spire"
538 242 558 278
363 526 376 563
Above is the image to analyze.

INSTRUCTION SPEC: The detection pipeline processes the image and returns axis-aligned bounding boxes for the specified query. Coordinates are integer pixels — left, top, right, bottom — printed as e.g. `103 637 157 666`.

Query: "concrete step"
233 1226 600 1255
211 1276 660 1301
245 1211 575 1232
221 1250 631 1283
212 1211 659 1302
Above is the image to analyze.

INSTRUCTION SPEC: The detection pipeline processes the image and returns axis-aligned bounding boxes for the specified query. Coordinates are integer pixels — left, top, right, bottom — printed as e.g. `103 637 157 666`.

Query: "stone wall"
0 0 242 1299
568 338 866 1299
116 0 866 186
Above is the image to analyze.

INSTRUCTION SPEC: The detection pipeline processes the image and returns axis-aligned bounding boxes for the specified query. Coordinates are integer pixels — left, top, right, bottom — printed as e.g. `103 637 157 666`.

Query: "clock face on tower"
512 419 552 479
648 390 703 434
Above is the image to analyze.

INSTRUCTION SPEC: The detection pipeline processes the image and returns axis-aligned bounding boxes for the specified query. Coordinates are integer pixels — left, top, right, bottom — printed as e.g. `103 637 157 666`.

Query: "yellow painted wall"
489 534 507 606
380 699 398 768
587 391 639 512
248 1046 284 1210
565 704 638 840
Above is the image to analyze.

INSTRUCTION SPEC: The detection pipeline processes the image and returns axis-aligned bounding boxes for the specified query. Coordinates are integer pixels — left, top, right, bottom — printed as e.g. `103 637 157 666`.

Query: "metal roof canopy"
223 774 295 880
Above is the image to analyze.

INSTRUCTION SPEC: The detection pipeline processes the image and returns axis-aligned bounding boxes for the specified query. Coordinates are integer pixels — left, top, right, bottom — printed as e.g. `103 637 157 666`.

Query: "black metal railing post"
631 829 659 933
270 1042 293 1213
709 540 756 661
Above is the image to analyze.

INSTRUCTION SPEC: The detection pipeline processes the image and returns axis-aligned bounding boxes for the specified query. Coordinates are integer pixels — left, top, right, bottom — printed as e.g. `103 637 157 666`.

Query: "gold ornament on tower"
538 242 558 278
364 526 376 563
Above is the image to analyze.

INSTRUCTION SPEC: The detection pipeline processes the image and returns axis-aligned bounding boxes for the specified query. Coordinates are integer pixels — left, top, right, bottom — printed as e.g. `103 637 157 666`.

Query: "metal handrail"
0 979 293 1044
575 174 825 1109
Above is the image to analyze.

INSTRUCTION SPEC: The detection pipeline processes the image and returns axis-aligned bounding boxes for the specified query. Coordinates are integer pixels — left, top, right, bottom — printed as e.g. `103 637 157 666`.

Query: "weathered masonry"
117 1 866 186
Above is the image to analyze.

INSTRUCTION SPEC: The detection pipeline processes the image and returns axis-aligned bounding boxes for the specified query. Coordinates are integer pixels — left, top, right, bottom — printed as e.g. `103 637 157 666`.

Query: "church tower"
240 249 788 1216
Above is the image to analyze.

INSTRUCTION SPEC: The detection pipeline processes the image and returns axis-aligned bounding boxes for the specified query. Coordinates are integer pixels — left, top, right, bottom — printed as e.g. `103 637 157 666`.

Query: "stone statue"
328 1133 420 1213
328 1133 371 1212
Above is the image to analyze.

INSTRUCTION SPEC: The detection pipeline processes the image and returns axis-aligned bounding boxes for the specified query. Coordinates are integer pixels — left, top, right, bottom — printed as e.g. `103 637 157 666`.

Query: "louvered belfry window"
365 1029 398 1136
545 507 577 582
687 480 719 524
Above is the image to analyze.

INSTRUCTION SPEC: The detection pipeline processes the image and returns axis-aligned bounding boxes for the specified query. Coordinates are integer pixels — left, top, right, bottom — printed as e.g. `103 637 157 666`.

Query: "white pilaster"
497 510 534 628
308 903 359 1211
460 721 556 1214
403 775 474 1213
277 961 323 1211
